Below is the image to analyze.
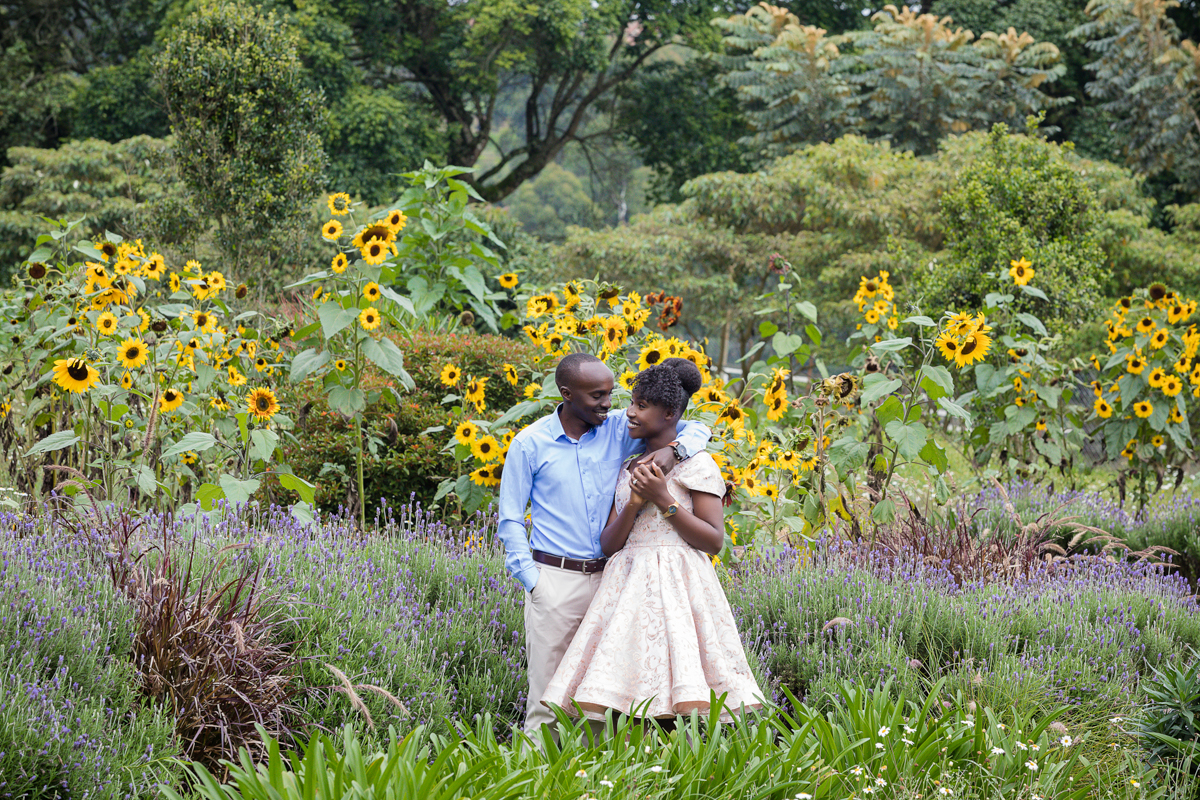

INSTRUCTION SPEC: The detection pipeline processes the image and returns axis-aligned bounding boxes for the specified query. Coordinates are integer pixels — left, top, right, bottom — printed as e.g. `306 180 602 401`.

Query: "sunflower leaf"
1015 313 1048 337
277 471 315 504
249 429 279 462
290 348 329 382
218 475 260 506
859 375 903 405
318 304 358 340
162 432 218 458
25 430 80 457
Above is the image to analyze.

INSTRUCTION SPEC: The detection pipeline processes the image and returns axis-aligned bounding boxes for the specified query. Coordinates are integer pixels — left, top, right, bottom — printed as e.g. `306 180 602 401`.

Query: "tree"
617 58 754 203
1074 0 1200 196
340 0 716 201
714 2 1068 157
155 1 327 272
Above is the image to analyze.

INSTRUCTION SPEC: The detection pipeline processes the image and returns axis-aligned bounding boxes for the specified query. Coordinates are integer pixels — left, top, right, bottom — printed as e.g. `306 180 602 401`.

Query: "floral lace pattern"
540 452 765 720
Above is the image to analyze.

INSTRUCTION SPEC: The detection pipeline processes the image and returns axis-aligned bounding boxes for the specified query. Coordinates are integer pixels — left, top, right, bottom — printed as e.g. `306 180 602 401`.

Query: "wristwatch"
668 440 688 462
662 502 679 518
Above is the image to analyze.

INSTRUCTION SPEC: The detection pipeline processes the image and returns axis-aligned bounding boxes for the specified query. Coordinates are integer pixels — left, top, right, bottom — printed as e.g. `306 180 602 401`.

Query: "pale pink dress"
540 452 764 720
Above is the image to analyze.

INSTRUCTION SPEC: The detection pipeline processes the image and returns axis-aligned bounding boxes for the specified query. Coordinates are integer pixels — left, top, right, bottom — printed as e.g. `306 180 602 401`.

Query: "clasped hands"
628 461 672 510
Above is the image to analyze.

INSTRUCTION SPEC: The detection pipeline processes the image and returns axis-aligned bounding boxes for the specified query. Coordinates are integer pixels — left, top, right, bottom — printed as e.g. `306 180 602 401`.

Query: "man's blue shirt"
497 406 711 592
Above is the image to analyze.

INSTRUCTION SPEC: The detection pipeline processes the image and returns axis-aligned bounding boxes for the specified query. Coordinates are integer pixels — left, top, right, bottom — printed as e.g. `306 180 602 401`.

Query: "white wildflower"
875 742 885 750
1031 743 1040 751
875 778 888 786
862 788 875 795
1015 742 1028 750
938 788 953 796
850 766 865 777
902 738 914 746
990 747 1005 755
576 769 587 778
904 725 916 734
1025 760 1039 772
1060 735 1073 747
797 794 813 799
600 780 614 788
878 726 891 736
648 765 663 773
1130 779 1141 788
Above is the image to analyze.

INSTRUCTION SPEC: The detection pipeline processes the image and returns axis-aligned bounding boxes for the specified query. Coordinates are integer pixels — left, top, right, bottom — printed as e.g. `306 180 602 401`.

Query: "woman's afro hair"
632 357 703 415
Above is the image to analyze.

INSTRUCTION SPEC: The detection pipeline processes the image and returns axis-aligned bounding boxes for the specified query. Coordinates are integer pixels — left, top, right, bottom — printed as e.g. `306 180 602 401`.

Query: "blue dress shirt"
497 406 711 592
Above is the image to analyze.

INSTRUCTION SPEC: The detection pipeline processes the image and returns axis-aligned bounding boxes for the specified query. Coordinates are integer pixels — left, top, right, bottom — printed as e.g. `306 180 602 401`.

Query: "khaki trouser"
523 562 606 738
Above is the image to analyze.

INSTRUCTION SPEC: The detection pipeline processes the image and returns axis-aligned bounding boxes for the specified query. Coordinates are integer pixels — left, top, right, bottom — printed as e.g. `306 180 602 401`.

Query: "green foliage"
340 0 720 200
1074 0 1200 197
0 136 201 283
928 123 1108 332
714 3 1067 159
279 330 539 513
502 163 606 241
0 41 79 165
1135 649 1200 763
155 0 327 272
617 58 753 203
166 685 1105 800
324 85 445 206
73 53 170 143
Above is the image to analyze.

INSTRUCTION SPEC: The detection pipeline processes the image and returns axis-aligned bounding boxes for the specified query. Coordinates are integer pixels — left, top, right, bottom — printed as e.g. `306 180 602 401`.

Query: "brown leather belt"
532 549 608 574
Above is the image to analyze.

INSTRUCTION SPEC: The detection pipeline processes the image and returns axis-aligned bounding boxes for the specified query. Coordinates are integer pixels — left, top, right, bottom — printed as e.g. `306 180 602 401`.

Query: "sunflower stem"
354 337 366 531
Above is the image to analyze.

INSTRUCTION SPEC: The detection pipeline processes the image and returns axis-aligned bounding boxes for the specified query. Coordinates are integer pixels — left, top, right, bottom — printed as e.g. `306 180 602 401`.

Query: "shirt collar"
550 403 595 443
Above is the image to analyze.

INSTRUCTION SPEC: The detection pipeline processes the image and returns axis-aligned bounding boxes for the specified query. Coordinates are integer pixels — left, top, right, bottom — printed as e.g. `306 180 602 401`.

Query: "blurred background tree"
155 1 328 273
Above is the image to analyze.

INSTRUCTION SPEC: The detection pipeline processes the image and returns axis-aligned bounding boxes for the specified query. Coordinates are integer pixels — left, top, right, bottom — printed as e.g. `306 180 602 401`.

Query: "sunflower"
160 387 184 412
255 357 268 372
1136 317 1156 334
1148 283 1168 303
95 311 119 336
454 420 479 445
228 366 247 386
331 253 349 274
334 359 348 372
717 400 746 431
616 370 637 390
361 240 388 265
359 307 381 330
469 464 501 488
1133 400 1154 418
465 377 488 410
384 209 408 232
211 396 230 411
1150 329 1170 350
498 272 519 289
864 308 881 324
363 282 382 302
168 273 181 293
1126 355 1146 375
242 387 277 422
523 383 539 399
327 192 352 216
954 332 992 368
526 294 559 319
1169 406 1184 423
637 343 668 371
192 310 217 333
1163 376 1183 397
761 484 780 501
117 337 149 369
471 434 502 462
935 333 961 363
1008 257 1034 286
1094 397 1113 419
741 474 759 494
857 276 879 299
352 223 394 248
322 220 344 241
51 357 100 393
1148 368 1167 388
503 363 519 386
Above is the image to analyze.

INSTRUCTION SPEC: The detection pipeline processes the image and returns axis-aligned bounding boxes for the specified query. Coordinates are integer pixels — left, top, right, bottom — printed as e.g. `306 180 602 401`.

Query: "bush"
278 331 541 514
926 123 1108 333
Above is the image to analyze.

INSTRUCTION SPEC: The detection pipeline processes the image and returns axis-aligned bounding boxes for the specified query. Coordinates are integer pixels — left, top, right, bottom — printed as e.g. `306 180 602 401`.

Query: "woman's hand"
631 462 672 509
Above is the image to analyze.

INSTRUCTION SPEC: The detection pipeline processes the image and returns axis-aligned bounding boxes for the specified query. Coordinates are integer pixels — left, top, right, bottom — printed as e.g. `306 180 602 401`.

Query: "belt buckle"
583 558 604 575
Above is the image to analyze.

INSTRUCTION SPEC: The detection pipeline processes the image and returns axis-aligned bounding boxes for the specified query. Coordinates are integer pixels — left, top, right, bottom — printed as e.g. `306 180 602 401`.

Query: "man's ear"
559 384 572 402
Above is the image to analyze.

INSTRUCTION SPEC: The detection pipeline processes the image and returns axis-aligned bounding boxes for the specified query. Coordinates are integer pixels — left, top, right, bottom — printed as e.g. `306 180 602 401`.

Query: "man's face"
562 362 614 427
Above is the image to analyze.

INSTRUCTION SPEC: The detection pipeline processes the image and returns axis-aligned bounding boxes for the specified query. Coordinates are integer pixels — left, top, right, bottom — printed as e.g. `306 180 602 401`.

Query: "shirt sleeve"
496 439 541 592
674 416 711 459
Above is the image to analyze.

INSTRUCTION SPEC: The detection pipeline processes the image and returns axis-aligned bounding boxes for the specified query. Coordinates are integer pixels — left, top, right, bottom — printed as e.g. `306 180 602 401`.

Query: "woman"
539 358 764 722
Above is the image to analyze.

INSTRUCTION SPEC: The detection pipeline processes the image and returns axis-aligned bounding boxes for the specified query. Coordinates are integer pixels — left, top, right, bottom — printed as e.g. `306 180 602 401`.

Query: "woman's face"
625 391 675 439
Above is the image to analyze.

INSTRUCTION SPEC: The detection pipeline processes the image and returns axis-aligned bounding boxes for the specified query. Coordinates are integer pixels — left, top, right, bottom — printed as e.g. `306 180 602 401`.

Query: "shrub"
277 330 540 514
926 123 1108 333
1134 649 1200 764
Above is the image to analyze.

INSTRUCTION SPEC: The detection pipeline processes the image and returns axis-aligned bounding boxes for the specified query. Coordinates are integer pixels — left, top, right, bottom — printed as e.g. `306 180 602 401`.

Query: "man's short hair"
556 352 603 390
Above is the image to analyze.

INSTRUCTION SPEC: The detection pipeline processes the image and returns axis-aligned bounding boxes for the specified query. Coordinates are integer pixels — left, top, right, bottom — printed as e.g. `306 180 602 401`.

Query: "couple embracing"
497 352 764 739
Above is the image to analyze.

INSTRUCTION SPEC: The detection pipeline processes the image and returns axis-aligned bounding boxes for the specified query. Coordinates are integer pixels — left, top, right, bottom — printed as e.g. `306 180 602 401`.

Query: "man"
497 352 711 738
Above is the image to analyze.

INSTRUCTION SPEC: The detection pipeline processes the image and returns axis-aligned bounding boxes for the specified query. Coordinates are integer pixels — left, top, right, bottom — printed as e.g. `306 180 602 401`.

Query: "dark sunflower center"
101 319 113 329
165 391 178 401
960 338 978 356
125 346 140 359
67 361 89 381
480 442 492 453
865 281 878 292
646 351 661 365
